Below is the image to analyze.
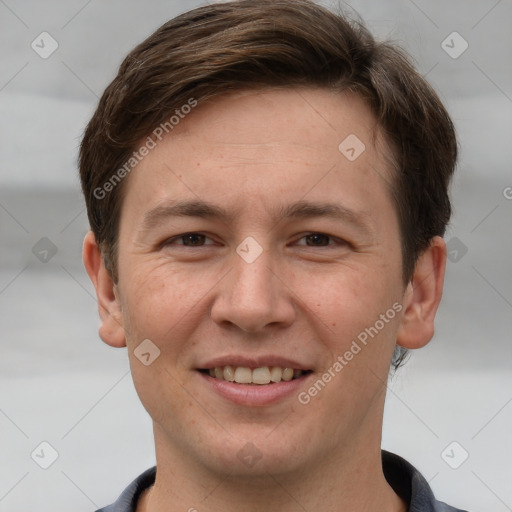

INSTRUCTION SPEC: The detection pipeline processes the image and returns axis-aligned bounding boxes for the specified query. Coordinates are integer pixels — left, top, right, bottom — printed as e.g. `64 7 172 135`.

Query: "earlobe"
82 231 126 348
396 236 447 350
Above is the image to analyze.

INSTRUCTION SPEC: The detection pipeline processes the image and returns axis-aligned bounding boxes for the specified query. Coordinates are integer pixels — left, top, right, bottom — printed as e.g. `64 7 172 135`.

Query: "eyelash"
162 232 347 248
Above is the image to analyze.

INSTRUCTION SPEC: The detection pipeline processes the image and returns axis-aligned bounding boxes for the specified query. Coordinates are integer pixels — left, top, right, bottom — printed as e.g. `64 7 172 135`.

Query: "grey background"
0 0 511 510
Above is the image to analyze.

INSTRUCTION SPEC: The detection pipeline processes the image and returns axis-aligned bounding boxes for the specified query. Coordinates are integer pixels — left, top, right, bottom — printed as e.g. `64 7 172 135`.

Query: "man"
80 1 468 510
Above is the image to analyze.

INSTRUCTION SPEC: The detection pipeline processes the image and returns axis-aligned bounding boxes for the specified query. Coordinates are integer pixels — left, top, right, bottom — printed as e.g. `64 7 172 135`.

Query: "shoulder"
382 450 470 512
94 467 156 512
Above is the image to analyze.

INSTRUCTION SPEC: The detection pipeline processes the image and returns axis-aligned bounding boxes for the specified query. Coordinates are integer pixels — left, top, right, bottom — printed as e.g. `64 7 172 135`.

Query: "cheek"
298 264 394 327
295 262 402 370
119 260 220 350
119 264 205 425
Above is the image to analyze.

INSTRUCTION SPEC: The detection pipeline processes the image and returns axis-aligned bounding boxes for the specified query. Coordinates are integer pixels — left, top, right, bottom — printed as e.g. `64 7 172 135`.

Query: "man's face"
114 88 406 476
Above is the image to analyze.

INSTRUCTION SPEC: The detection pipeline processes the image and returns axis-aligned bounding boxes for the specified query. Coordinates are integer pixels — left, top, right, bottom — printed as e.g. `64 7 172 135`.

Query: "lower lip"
198 371 311 406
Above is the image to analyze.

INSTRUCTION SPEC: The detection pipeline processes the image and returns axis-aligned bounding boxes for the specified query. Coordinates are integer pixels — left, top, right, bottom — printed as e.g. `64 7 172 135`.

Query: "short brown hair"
79 0 457 365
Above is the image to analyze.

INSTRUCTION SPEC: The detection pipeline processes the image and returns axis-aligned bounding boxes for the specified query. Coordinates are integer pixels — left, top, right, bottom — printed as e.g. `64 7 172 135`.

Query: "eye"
161 232 346 249
295 233 345 247
163 232 215 247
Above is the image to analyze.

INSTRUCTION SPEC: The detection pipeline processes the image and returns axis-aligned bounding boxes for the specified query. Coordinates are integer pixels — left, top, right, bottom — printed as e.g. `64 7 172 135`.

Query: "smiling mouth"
199 366 312 385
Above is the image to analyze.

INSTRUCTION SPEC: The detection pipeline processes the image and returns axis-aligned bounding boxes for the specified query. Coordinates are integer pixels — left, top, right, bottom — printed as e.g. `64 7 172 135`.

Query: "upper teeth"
207 366 304 384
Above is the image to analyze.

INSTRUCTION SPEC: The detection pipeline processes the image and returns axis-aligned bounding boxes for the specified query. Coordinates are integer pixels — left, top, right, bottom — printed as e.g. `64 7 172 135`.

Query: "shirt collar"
97 451 467 512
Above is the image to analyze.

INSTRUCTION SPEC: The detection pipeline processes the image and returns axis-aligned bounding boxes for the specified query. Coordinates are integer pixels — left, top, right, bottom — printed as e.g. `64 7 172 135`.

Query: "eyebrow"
140 199 373 235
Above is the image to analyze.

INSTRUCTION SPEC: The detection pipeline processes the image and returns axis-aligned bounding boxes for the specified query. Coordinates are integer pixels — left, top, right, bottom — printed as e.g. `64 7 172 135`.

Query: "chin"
204 426 315 477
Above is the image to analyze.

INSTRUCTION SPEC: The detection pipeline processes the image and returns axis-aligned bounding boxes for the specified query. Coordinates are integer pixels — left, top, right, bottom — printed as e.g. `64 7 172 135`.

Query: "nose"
209 247 296 333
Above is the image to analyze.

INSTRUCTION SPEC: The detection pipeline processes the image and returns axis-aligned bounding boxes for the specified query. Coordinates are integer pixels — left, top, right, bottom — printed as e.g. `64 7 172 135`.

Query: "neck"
137 424 406 512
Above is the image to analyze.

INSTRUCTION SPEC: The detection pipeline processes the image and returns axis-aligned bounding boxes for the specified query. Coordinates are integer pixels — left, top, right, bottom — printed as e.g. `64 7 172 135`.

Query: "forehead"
120 87 396 228
171 87 384 159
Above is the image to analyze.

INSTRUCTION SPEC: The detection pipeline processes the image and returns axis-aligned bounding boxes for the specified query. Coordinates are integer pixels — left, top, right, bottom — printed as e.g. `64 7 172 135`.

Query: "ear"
82 231 126 348
396 236 447 349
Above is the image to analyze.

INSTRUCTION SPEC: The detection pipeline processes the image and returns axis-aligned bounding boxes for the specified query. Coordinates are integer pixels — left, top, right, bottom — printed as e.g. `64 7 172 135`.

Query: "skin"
83 87 446 512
